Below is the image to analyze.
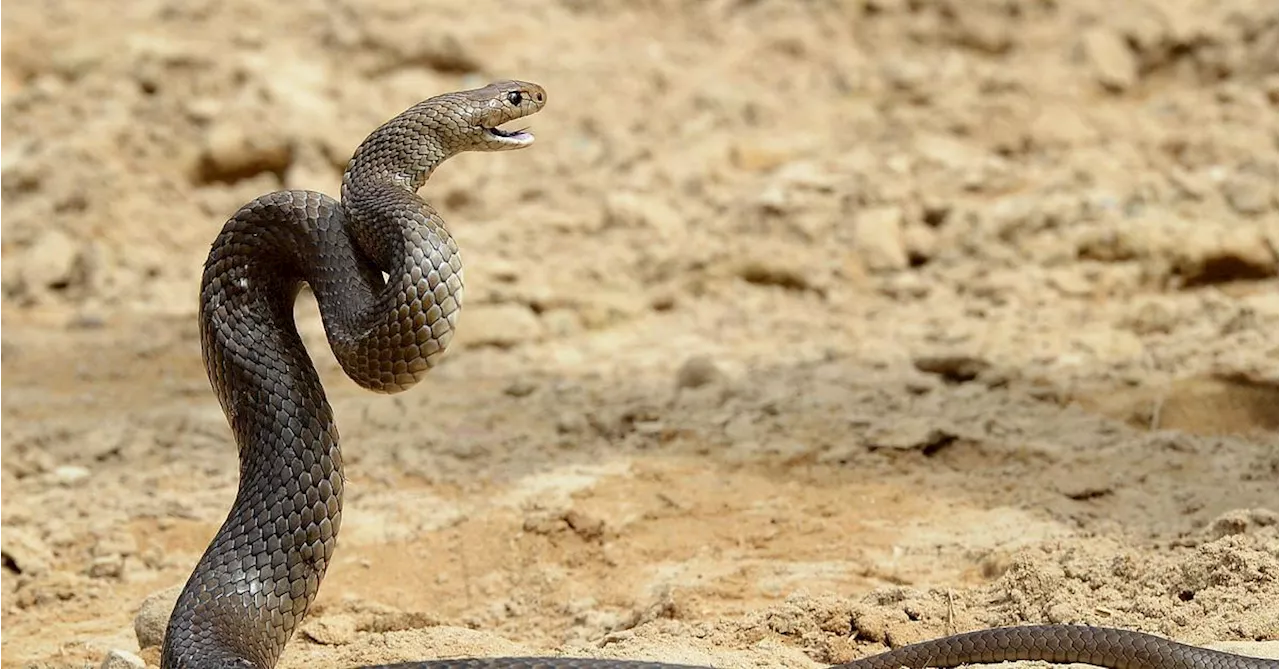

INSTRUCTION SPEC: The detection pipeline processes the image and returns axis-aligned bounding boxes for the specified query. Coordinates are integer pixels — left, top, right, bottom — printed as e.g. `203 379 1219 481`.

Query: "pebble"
540 307 583 338
88 554 125 579
675 355 724 390
902 223 937 266
196 119 293 184
52 464 91 486
866 419 958 452
0 527 53 576
555 411 589 435
952 11 1013 55
1220 171 1275 216
735 257 815 292
135 585 183 649
1030 106 1097 146
853 206 908 272
602 191 686 237
1203 509 1278 540
1174 227 1278 286
374 27 480 74
913 354 992 383
1120 300 1180 335
576 292 646 331
729 140 800 172
1082 28 1138 92
300 614 357 646
877 272 931 300
504 380 537 397
19 229 83 293
100 649 145 669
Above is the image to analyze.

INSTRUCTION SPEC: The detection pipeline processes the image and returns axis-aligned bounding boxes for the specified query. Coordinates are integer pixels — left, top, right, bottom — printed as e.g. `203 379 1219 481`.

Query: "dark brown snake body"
161 81 1276 669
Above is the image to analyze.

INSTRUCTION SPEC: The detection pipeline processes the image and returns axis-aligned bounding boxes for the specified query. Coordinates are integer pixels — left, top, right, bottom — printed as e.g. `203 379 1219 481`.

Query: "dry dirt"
2 1 1279 668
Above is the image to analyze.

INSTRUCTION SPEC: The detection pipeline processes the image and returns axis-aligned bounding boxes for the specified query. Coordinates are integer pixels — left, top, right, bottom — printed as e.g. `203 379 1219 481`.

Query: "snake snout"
469 80 546 150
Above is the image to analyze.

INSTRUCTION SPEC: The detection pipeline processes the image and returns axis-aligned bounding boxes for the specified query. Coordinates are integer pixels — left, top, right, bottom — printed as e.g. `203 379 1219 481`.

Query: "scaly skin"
162 81 1276 669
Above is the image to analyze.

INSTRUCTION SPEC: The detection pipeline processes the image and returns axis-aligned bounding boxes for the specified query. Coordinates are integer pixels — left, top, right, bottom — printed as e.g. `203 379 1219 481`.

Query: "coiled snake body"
162 81 1275 669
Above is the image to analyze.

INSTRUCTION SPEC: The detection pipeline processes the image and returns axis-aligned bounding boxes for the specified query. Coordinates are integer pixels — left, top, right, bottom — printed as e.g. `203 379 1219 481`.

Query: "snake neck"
343 114 455 194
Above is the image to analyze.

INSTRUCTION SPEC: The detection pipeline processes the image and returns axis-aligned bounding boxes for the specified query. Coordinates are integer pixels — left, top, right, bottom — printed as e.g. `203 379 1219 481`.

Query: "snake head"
346 80 548 191
460 80 547 150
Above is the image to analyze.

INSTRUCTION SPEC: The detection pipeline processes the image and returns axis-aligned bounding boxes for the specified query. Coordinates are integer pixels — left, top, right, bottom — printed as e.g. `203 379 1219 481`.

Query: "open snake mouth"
485 124 534 146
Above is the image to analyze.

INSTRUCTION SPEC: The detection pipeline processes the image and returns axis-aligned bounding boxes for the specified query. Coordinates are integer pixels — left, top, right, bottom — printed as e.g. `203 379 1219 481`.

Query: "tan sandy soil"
2 1 1278 667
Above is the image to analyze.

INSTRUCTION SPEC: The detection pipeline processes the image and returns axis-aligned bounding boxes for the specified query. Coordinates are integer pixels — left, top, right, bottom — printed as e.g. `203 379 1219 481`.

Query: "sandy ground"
2 1 1278 667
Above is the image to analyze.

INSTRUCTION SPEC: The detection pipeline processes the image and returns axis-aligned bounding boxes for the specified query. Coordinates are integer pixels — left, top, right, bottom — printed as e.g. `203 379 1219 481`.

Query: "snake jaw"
483 124 534 147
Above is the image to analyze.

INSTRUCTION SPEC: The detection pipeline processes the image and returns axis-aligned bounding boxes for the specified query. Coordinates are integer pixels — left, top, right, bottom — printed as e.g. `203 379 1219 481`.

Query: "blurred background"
2 1 1277 667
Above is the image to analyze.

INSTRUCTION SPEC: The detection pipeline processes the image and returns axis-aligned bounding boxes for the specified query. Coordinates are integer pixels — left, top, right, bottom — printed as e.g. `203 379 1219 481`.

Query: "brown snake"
160 80 1277 669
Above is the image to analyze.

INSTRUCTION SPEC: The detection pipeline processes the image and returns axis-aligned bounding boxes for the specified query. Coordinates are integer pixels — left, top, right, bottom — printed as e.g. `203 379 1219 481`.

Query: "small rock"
1047 268 1093 297
952 11 1013 54
300 614 358 646
504 380 537 397
1082 28 1139 92
196 119 293 184
135 585 183 650
1120 301 1179 335
850 607 892 643
736 257 816 292
730 140 800 172
877 272 930 300
901 223 937 266
853 206 908 272
1030 106 1097 146
94 531 139 558
1 527 53 576
88 554 126 579
455 304 542 349
602 191 686 237
881 60 932 104
522 510 569 536
540 307 583 338
915 133 985 169
1221 171 1275 216
376 28 480 74
66 308 107 329
649 292 677 312
755 181 791 214
576 291 647 330
20 228 85 292
556 412 588 435
675 355 724 390
1202 509 1278 540
1055 474 1114 500
100 649 145 669
52 464 91 486
1175 227 1278 286
772 160 839 190
181 97 222 123
563 510 606 541
866 419 958 453
913 354 991 383
1166 167 1211 200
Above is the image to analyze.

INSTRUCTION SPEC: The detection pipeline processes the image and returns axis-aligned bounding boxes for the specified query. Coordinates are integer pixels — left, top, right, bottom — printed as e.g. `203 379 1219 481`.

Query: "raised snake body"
161 81 1276 669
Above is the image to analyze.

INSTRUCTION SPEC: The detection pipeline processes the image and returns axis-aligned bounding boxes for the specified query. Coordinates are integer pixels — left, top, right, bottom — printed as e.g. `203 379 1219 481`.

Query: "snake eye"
506 91 523 106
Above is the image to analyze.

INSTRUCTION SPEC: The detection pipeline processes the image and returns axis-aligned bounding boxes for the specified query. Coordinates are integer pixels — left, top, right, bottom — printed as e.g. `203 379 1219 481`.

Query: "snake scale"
160 80 1276 669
